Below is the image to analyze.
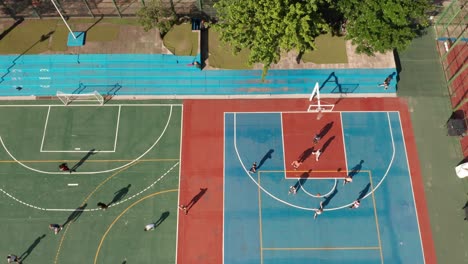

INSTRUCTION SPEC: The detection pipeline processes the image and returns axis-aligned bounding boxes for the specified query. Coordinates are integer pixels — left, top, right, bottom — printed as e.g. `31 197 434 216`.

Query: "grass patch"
302 33 348 64
208 29 251 69
163 24 199 56
0 19 58 54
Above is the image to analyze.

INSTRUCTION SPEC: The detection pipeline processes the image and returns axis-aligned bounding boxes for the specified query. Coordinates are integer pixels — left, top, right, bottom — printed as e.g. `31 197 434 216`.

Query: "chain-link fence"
0 0 218 19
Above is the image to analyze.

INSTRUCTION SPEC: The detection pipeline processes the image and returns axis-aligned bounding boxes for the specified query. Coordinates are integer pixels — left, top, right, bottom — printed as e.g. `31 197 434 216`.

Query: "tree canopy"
136 0 177 35
213 0 328 78
214 0 432 76
334 0 431 54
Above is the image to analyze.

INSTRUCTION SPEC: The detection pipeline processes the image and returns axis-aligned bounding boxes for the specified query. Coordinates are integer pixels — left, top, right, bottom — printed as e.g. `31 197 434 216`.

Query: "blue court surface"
223 111 425 264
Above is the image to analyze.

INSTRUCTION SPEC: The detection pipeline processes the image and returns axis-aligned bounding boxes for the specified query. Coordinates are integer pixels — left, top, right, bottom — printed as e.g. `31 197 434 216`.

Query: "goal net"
307 82 335 112
56 91 104 106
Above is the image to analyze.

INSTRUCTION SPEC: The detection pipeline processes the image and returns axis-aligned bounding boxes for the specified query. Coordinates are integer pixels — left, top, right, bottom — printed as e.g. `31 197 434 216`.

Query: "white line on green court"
0 161 179 212
67 183 79 186
0 105 174 174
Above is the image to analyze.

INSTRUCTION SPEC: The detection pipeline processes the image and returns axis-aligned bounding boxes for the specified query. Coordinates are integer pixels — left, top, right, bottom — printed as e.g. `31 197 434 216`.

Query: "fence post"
82 0 95 18
111 0 122 18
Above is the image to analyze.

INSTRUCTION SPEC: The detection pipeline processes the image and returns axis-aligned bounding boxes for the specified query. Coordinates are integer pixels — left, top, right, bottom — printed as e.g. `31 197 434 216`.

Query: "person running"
59 163 70 172
97 202 108 210
249 162 257 173
178 204 188 215
313 134 321 144
6 254 21 263
144 223 155 231
288 186 297 195
379 76 392 90
291 160 302 170
49 224 63 235
343 176 353 185
313 149 321 161
314 201 324 219
350 200 360 209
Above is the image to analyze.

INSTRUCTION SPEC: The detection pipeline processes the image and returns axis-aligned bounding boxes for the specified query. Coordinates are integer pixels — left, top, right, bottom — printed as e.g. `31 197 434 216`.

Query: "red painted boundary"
178 98 436 264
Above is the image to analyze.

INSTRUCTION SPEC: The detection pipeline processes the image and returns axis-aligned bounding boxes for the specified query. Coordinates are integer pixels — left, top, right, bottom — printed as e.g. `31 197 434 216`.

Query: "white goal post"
56 91 104 106
307 82 335 112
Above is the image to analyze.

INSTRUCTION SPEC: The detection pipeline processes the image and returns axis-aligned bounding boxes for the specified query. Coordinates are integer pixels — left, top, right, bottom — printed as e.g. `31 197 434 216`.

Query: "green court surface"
0 101 182 263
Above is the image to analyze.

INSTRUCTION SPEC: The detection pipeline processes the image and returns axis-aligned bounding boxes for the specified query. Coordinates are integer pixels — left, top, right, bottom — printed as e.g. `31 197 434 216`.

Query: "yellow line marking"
54 222 72 264
0 158 179 163
262 247 381 251
369 171 384 263
54 163 137 264
82 162 138 204
94 189 178 264
258 173 263 264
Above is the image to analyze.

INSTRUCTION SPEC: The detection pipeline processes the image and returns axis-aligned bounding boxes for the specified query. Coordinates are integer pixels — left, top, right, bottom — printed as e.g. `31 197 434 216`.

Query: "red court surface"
282 112 347 178
177 98 436 264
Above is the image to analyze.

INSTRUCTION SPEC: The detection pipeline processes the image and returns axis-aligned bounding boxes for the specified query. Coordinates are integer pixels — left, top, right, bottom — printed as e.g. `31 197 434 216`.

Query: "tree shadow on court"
348 160 365 178
322 188 338 208
109 184 132 206
19 234 46 261
357 183 371 200
153 211 170 228
293 170 311 193
298 147 316 163
316 122 334 140
185 188 208 213
257 149 274 170
71 148 96 172
63 203 87 227
320 136 335 154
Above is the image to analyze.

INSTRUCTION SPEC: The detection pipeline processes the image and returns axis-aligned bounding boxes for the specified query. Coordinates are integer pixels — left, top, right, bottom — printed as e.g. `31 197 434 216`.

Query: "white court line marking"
280 113 287 180
39 105 51 152
340 112 349 177
0 161 179 212
175 104 183 264
113 105 122 152
232 112 396 211
0 105 174 174
298 178 337 198
67 183 79 186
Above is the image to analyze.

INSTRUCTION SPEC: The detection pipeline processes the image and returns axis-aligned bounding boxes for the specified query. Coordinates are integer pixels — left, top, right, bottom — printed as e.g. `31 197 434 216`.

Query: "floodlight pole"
50 0 77 39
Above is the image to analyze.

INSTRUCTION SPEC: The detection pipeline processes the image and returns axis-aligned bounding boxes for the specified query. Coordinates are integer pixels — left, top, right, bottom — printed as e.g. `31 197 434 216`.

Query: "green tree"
136 0 177 35
334 0 431 54
214 0 328 79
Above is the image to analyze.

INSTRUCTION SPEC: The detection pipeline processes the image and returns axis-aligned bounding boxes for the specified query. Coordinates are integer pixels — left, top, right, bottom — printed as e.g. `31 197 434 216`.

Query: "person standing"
350 200 360 209
144 223 155 231
249 162 257 173
6 254 21 263
49 224 63 235
314 201 324 219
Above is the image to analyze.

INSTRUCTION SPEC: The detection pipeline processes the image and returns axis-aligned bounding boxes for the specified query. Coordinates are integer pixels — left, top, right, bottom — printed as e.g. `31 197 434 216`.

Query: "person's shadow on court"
462 201 468 221
71 148 96 172
349 160 365 178
317 122 334 139
320 136 335 154
298 147 315 162
109 184 132 206
293 170 311 193
152 211 170 228
257 149 274 170
357 183 371 200
19 234 46 261
63 203 87 227
185 188 208 213
322 188 338 208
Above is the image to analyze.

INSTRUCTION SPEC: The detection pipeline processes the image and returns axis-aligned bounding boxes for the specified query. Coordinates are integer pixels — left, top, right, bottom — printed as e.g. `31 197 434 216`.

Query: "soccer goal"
307 82 335 112
56 91 104 106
